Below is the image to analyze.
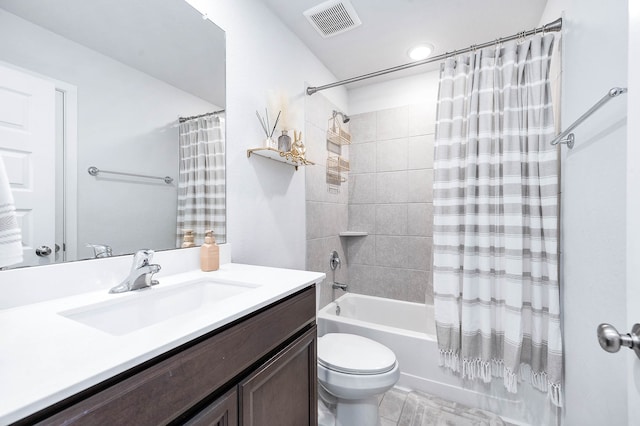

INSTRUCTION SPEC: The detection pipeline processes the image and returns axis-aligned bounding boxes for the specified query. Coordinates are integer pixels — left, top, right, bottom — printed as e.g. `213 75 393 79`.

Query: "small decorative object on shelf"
279 130 310 166
256 108 280 149
292 130 306 158
278 130 292 152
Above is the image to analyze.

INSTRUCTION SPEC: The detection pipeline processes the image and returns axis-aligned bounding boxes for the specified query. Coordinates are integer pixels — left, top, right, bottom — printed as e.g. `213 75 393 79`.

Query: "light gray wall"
345 102 436 304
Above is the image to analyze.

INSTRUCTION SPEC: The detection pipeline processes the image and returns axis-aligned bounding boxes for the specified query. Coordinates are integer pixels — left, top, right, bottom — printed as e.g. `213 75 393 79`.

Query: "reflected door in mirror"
0 64 56 267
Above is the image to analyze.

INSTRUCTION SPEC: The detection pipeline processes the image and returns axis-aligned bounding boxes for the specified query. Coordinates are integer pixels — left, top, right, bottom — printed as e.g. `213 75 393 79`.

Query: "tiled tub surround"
347 103 435 304
305 90 349 310
0 247 324 424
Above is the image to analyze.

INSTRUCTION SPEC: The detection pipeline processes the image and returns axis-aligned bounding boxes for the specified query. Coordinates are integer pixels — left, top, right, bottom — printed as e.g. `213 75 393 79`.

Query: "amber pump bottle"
200 230 219 271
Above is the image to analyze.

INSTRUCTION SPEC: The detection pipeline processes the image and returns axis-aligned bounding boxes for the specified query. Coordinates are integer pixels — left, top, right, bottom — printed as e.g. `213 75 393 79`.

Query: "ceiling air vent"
303 0 362 39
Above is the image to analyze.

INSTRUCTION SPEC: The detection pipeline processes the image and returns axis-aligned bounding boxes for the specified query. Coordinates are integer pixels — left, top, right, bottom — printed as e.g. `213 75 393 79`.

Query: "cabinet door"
185 388 238 426
239 326 317 426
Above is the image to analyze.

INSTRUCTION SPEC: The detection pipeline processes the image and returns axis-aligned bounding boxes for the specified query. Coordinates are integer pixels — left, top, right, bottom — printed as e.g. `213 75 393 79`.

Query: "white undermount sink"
59 279 258 336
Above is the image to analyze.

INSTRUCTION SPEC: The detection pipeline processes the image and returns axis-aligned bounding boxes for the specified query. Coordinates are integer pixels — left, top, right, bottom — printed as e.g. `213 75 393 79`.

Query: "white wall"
0 10 218 259
545 0 629 424
627 1 640 422
185 0 348 269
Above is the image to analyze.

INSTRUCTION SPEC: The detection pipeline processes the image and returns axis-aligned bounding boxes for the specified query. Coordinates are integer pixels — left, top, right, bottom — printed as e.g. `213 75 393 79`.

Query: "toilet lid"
318 333 397 375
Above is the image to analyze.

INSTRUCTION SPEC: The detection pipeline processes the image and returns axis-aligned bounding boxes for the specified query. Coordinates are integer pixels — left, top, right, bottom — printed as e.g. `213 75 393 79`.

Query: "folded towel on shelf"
0 156 23 267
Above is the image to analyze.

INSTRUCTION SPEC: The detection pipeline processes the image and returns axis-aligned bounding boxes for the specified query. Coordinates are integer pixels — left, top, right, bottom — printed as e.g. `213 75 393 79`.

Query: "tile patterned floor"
378 388 506 426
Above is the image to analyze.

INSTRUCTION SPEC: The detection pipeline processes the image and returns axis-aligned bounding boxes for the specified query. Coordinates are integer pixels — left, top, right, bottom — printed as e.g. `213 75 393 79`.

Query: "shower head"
332 110 350 124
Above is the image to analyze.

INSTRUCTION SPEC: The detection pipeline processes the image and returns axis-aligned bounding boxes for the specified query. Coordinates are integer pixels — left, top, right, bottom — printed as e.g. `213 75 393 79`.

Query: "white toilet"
317 332 400 426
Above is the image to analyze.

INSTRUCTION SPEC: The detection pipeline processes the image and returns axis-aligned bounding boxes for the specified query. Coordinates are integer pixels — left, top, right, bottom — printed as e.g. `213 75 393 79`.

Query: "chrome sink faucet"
109 249 161 293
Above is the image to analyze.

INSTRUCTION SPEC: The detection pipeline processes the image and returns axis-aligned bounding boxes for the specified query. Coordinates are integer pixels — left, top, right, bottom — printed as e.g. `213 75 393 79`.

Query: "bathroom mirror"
0 0 226 268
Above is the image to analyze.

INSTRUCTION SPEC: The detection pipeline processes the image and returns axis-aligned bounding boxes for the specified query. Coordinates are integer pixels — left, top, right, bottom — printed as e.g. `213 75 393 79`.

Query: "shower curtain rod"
306 18 562 96
179 109 225 123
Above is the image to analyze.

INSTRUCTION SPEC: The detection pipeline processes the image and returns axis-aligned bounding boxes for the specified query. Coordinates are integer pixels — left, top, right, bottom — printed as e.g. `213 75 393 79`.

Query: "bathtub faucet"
332 282 348 291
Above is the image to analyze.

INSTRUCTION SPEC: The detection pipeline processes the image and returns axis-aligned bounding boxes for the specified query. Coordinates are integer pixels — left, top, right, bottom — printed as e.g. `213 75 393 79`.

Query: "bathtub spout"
332 282 348 291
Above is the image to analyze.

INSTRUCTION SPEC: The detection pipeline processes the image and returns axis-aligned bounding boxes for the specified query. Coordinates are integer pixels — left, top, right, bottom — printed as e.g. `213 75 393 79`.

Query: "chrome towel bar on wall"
87 166 174 184
551 87 627 149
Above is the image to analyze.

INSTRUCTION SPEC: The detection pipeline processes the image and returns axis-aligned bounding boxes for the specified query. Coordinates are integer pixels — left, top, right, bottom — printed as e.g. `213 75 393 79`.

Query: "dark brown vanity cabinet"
21 286 317 426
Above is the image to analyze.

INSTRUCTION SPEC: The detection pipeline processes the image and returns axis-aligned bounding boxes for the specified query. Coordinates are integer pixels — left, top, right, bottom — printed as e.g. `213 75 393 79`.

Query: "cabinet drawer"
33 287 315 425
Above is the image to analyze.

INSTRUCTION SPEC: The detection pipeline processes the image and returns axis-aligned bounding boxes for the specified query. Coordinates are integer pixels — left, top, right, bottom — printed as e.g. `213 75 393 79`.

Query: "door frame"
627 0 640 421
55 81 78 261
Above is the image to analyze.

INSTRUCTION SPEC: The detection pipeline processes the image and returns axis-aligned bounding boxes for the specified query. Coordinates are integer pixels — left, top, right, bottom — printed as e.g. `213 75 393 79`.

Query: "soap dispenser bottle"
200 230 219 271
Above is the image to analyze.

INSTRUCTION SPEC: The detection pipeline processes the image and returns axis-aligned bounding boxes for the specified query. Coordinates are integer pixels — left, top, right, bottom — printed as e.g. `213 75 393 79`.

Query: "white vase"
264 137 276 149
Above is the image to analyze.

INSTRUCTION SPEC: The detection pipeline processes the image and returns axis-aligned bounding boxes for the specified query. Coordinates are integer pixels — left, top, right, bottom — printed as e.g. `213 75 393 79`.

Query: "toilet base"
318 397 336 426
335 396 380 426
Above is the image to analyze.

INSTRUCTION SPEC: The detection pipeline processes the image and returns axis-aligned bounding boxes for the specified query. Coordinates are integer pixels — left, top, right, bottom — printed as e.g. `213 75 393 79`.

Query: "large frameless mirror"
0 0 226 269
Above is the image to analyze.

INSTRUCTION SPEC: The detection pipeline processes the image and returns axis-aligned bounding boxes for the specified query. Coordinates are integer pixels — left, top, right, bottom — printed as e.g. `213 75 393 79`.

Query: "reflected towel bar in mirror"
87 166 174 184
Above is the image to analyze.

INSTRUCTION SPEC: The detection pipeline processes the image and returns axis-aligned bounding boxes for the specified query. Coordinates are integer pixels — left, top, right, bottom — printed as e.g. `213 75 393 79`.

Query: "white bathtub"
317 293 558 426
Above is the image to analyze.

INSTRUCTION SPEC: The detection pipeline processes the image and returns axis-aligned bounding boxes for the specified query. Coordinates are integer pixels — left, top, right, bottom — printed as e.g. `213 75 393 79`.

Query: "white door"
627 1 640 421
0 64 55 267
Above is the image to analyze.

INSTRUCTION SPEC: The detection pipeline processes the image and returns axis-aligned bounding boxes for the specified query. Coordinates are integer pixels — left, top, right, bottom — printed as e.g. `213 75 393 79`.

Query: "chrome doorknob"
597 323 640 359
35 246 52 257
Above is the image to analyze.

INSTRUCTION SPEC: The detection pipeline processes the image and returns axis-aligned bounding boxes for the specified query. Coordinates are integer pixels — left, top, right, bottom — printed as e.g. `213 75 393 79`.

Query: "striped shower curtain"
432 34 562 406
176 114 226 246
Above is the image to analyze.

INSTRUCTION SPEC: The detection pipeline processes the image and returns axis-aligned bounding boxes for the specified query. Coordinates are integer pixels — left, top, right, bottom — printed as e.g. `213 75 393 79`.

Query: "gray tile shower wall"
347 103 435 304
304 91 349 310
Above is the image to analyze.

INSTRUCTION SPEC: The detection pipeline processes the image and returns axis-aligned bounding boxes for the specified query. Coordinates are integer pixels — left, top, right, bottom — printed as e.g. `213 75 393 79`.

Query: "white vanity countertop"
0 263 324 424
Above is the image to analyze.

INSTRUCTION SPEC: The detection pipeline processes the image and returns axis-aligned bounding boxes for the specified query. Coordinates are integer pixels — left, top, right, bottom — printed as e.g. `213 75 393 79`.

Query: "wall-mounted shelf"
247 147 315 170
339 231 368 237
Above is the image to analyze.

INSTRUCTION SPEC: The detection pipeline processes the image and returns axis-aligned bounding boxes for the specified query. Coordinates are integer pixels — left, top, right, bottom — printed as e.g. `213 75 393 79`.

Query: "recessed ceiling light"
408 43 434 61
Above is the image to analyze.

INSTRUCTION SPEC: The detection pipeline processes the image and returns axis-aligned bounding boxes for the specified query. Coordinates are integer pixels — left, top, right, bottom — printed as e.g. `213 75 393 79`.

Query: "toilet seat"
318 333 397 375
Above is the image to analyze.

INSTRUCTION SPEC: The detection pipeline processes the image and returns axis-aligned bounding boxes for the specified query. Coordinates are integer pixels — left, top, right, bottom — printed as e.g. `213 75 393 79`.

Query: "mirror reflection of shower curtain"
176 115 226 246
